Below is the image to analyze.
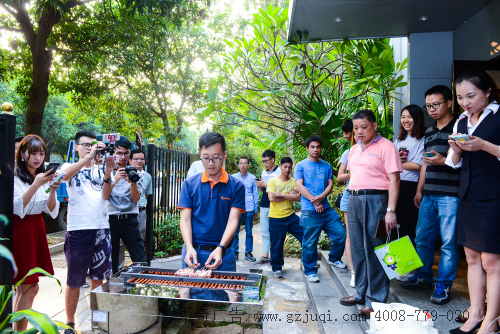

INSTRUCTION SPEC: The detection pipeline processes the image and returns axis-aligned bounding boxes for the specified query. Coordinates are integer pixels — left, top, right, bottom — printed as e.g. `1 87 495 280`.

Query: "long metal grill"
127 278 244 291
140 270 248 280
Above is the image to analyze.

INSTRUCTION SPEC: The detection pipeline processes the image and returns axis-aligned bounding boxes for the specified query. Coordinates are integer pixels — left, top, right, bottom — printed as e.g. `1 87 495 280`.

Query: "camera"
124 166 140 183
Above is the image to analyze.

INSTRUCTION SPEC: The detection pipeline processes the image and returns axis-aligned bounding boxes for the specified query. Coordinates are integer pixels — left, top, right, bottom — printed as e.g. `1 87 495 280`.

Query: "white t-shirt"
186 160 205 178
393 135 424 182
62 164 111 231
340 149 350 190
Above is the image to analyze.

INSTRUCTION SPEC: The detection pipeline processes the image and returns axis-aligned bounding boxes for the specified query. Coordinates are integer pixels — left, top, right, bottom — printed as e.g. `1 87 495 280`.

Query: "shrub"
154 214 183 257
283 233 302 258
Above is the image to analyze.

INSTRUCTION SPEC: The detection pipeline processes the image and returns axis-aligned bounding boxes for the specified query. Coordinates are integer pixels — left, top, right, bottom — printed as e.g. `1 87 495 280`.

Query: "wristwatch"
386 207 396 213
216 244 226 252
103 178 111 184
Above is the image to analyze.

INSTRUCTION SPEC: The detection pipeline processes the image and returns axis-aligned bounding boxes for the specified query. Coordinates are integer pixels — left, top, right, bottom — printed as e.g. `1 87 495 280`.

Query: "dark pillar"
145 143 156 264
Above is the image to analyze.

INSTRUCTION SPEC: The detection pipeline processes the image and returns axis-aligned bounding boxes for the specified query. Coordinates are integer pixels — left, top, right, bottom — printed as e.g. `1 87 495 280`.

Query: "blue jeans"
181 244 236 301
231 211 254 254
269 213 304 272
301 207 346 275
415 195 459 287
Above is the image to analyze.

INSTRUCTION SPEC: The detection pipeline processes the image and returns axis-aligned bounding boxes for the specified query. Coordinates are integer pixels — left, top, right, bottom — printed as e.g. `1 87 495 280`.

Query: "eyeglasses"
79 143 94 149
201 157 223 164
115 151 130 157
262 159 272 163
423 101 448 111
132 158 145 161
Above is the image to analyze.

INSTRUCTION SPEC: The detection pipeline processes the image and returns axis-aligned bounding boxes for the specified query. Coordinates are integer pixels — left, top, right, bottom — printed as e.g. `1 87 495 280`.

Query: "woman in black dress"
447 69 500 334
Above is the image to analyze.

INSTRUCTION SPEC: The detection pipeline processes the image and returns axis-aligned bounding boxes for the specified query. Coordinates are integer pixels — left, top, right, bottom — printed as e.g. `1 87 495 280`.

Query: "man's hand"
455 135 485 152
184 247 199 268
311 194 324 206
115 168 127 182
423 151 446 165
104 157 115 178
274 192 284 198
414 191 423 208
255 180 266 188
253 212 258 219
314 202 324 213
385 212 397 233
206 247 223 269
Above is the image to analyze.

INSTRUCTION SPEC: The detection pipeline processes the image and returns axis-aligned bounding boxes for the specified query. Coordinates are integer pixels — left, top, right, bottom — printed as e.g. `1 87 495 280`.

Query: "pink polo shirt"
347 135 403 190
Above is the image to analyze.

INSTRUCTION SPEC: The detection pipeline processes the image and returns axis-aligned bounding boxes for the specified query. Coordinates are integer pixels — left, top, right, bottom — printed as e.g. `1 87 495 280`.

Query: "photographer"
129 149 153 239
108 137 146 273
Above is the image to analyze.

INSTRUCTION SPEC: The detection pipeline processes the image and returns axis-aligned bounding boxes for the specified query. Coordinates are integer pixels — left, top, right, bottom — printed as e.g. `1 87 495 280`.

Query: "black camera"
124 166 140 183
99 143 115 155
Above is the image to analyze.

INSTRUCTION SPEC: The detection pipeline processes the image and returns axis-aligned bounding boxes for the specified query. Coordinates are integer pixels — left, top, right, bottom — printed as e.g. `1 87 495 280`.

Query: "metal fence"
0 113 16 324
145 141 190 262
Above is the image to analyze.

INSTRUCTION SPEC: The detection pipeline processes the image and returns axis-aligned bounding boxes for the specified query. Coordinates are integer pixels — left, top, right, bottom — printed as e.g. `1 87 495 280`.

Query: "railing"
0 112 16 324
145 140 190 263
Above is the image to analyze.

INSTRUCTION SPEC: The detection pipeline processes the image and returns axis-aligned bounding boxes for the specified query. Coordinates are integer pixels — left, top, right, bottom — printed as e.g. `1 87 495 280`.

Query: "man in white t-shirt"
61 130 115 333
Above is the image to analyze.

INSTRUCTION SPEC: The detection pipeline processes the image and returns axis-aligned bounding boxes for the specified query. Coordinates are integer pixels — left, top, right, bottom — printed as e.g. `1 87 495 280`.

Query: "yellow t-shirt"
267 176 297 218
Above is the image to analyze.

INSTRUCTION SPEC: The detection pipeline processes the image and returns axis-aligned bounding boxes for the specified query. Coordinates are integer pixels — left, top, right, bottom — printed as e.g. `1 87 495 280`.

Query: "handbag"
374 227 423 280
335 193 343 209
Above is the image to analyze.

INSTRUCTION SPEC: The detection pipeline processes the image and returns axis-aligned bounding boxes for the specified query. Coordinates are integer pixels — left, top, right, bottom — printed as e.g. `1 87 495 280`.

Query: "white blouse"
13 176 60 219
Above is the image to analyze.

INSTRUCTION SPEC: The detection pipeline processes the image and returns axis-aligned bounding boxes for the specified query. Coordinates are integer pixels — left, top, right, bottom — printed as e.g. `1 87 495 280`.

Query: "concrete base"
99 315 162 334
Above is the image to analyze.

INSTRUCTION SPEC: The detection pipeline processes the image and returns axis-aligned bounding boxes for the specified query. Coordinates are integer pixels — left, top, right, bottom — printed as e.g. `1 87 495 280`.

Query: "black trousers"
396 180 419 245
109 215 146 273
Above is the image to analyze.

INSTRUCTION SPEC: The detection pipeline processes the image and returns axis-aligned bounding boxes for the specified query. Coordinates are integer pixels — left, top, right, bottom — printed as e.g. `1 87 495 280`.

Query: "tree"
199 5 407 164
0 0 210 136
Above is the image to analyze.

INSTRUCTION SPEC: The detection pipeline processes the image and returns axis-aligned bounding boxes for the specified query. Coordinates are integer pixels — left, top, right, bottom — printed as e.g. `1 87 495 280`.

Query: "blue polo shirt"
295 158 334 211
178 168 246 246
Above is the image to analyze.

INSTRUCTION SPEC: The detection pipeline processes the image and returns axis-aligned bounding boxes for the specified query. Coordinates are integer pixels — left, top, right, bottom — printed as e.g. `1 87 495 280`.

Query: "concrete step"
301 258 365 334
320 250 470 334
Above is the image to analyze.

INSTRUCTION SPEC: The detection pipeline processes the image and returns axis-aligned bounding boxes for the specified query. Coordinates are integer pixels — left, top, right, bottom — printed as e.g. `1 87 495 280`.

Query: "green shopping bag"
374 229 423 280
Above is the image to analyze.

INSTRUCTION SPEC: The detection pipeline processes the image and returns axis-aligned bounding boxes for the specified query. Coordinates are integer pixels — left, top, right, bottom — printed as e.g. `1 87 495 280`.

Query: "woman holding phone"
393 105 426 250
12 135 60 331
446 69 500 334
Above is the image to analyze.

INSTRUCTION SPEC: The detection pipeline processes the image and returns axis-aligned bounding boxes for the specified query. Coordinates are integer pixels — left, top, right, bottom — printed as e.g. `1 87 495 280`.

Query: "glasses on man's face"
239 162 249 165
115 151 130 157
201 157 223 164
262 159 271 164
423 101 447 111
79 142 93 149
132 158 145 161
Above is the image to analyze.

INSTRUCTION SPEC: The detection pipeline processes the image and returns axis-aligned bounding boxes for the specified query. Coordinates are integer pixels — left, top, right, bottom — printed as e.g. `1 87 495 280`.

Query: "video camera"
97 133 120 161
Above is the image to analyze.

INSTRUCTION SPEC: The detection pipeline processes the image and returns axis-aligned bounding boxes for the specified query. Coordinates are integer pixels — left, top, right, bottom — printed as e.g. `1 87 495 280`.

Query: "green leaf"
344 63 354 80
0 245 17 278
194 107 208 114
250 110 258 121
13 268 61 293
394 82 408 88
287 82 294 90
207 87 218 103
9 309 58 334
304 83 312 96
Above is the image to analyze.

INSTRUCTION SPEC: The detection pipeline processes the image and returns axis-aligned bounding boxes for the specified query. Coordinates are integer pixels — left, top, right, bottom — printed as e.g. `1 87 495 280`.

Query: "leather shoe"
357 307 374 319
339 296 364 306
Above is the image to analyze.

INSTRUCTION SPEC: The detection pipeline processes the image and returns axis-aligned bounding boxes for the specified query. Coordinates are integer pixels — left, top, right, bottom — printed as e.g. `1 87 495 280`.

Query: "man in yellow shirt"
267 157 303 278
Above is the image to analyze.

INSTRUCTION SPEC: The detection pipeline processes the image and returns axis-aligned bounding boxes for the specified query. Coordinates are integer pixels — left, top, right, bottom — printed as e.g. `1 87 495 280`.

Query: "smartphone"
255 178 261 181
399 146 409 157
422 152 435 157
450 134 470 141
46 162 61 175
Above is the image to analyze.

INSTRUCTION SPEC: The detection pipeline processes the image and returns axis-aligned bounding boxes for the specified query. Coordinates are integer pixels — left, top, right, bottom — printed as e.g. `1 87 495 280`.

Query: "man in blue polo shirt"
178 132 246 273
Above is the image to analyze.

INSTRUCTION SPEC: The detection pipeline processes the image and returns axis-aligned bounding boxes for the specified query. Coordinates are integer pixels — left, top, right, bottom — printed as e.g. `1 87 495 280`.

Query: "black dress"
456 105 500 254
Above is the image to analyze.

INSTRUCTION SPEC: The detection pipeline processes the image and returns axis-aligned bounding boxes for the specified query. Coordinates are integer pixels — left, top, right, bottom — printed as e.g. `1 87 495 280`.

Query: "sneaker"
64 322 75 334
400 273 431 289
396 271 415 282
255 256 270 264
81 281 90 288
306 274 320 283
274 270 283 278
244 252 256 262
234 252 239 260
350 272 355 288
328 260 347 269
430 283 450 305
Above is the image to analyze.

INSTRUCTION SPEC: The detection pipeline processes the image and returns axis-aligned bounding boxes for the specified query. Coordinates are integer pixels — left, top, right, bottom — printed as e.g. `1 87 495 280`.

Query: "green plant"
154 214 183 256
283 233 302 258
318 232 332 251
0 215 69 333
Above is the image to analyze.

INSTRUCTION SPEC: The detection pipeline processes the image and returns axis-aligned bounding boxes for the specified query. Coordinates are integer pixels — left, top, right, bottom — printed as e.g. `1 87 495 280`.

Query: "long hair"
398 104 427 141
455 69 500 104
15 135 47 185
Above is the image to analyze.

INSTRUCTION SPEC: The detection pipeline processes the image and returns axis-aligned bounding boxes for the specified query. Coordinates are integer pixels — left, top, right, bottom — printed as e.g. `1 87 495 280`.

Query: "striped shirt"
423 118 461 196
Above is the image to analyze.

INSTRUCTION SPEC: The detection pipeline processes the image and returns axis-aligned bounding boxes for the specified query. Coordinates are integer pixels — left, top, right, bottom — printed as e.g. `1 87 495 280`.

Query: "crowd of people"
9 68 499 334
12 132 152 333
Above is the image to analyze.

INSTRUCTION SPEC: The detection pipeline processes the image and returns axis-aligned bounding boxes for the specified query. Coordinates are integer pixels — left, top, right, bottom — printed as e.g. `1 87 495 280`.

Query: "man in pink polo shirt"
339 109 402 319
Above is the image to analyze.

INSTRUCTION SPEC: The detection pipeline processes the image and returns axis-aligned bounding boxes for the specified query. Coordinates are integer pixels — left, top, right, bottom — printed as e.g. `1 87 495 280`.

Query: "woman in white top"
13 135 60 331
